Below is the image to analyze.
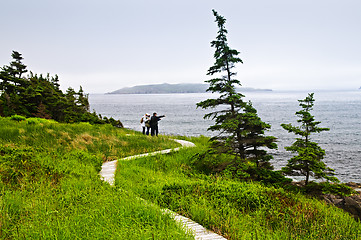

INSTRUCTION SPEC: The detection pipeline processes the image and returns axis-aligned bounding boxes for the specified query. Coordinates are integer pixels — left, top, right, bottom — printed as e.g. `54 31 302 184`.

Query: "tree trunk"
305 163 310 185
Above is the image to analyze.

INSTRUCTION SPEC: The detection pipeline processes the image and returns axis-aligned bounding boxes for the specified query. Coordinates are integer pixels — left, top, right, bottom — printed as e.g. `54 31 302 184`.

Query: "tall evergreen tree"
197 10 277 171
281 93 338 185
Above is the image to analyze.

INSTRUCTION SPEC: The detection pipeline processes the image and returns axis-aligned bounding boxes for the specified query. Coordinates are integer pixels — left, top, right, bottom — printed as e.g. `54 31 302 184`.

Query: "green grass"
2 116 360 239
115 136 361 240
0 117 192 239
0 117 179 161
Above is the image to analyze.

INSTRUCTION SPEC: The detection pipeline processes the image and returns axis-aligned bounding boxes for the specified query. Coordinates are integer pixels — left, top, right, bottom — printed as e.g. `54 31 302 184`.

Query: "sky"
1 0 360 93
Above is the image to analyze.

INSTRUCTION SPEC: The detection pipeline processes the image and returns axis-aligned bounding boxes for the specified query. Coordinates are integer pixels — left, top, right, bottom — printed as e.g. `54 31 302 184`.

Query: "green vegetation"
281 93 338 185
196 10 348 196
0 116 191 239
0 113 358 240
197 10 278 181
0 51 122 126
1 9 358 240
115 137 361 240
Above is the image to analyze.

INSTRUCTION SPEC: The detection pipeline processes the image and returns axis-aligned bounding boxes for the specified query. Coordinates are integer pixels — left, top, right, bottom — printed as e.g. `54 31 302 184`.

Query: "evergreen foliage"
281 93 338 185
0 51 122 126
197 10 277 176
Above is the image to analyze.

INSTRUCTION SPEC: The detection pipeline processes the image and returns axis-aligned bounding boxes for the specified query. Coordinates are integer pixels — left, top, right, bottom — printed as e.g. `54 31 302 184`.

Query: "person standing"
140 113 150 135
150 112 165 136
145 113 151 135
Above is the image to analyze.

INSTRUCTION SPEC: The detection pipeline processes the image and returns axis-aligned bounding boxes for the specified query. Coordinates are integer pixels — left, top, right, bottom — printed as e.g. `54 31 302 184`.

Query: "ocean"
89 91 361 183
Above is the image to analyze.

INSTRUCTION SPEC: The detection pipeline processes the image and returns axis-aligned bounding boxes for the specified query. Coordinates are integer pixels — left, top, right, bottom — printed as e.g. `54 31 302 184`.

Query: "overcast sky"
1 0 360 93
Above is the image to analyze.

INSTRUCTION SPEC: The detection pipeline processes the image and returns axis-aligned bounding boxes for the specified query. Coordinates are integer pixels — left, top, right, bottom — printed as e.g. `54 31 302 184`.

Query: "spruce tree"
197 10 277 172
281 93 338 185
5 51 28 79
0 51 29 115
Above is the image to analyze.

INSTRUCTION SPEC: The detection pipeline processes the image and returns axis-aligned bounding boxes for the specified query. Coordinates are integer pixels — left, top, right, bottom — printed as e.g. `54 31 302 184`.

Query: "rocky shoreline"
322 182 361 220
291 181 361 220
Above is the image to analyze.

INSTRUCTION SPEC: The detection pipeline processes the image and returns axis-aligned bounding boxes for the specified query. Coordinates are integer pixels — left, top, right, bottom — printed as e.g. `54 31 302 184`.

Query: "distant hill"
108 83 272 94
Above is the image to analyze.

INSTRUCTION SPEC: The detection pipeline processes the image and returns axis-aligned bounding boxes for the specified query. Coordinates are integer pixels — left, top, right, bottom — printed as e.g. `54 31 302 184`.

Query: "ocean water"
89 91 361 183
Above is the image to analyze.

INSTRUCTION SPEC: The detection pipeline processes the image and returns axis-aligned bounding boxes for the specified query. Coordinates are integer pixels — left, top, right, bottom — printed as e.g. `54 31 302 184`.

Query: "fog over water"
89 91 361 183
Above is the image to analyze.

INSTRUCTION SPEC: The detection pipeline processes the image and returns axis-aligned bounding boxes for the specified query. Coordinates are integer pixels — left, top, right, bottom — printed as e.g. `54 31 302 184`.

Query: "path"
99 139 227 240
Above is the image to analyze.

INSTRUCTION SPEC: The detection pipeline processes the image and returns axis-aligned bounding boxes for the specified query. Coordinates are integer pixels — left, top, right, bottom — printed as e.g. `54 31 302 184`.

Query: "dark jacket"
150 115 165 127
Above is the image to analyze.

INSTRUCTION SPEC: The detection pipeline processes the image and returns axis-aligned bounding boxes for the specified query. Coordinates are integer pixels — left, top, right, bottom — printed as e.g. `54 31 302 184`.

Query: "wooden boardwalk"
99 139 227 240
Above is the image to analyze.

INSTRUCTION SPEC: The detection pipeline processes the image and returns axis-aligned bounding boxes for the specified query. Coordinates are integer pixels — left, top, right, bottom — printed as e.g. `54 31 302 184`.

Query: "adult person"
140 113 150 135
145 113 151 135
150 112 165 136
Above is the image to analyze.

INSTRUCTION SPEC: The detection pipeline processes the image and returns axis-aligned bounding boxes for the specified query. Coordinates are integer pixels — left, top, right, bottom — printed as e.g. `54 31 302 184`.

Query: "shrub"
10 115 26 122
0 145 41 186
26 117 57 125
191 150 232 174
305 182 355 197
191 150 292 189
26 118 39 125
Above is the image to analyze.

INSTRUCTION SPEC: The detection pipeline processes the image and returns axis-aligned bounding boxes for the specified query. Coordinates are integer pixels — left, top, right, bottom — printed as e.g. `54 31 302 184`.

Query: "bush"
10 115 26 122
191 150 292 187
26 117 57 125
247 168 292 186
305 182 355 197
191 150 232 174
26 118 39 125
0 145 41 186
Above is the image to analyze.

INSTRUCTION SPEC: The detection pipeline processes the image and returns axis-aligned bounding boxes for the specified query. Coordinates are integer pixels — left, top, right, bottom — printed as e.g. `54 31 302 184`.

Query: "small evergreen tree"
1 51 27 79
77 86 90 112
197 10 277 176
0 51 29 116
281 93 338 185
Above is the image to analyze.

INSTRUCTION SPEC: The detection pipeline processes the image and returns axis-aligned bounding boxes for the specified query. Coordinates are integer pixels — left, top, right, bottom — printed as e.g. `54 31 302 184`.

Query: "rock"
346 182 361 189
322 191 361 220
343 195 361 219
291 180 306 187
291 181 361 220
323 194 342 205
346 182 361 193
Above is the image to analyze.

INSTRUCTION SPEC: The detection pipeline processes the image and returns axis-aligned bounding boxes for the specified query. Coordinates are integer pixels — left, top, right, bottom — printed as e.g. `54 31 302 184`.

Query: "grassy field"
2 116 361 239
0 117 192 239
115 136 361 240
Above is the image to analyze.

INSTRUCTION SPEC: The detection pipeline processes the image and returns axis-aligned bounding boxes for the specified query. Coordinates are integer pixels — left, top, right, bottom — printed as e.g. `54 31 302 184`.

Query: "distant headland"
107 83 272 94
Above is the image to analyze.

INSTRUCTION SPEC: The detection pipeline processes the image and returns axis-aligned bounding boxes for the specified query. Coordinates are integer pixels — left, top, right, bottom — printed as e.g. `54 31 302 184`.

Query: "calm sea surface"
89 91 361 183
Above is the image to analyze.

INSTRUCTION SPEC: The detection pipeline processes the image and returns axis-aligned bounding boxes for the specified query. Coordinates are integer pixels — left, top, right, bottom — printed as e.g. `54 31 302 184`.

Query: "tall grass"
0 117 179 159
115 136 361 240
0 117 192 239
